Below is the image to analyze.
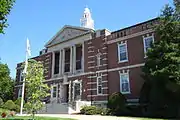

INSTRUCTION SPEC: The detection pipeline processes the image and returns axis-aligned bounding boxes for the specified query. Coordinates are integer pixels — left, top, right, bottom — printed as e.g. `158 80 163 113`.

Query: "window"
118 43 128 62
19 70 24 82
97 76 103 94
119 73 130 94
76 45 82 70
18 87 22 98
143 36 154 56
54 52 60 74
64 48 70 72
74 82 81 100
96 53 101 67
52 86 57 98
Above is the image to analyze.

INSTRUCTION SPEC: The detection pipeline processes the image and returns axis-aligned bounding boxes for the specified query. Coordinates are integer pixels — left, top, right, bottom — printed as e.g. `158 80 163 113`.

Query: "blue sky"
0 0 173 78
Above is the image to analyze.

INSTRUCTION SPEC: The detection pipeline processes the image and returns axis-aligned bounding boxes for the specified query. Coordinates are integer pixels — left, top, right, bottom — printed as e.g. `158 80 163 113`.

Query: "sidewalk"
36 114 137 120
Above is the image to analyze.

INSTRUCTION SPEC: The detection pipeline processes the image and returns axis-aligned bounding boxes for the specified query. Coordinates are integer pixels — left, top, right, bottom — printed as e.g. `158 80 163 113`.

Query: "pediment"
45 25 92 47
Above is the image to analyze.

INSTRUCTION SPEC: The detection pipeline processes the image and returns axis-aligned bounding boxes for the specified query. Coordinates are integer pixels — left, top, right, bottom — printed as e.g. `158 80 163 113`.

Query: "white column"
73 45 76 73
69 81 72 102
70 46 73 74
82 43 84 72
58 83 61 102
59 50 62 76
51 52 55 77
80 80 82 100
60 83 64 102
62 49 65 74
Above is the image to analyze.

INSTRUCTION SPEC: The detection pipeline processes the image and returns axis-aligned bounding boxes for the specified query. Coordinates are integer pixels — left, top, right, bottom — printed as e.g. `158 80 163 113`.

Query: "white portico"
40 7 95 114
45 25 93 103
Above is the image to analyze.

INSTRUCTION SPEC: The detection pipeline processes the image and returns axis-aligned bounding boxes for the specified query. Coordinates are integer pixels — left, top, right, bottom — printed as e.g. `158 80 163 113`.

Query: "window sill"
118 60 128 63
121 91 131 94
74 69 83 74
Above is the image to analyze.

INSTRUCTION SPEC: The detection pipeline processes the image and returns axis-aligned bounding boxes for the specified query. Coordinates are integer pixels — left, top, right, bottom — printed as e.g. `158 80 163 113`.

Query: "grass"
1 116 76 120
136 117 165 120
118 116 166 120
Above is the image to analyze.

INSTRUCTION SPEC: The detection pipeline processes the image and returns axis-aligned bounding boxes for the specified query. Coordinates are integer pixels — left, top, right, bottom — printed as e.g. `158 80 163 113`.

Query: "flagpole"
20 38 30 115
20 54 27 115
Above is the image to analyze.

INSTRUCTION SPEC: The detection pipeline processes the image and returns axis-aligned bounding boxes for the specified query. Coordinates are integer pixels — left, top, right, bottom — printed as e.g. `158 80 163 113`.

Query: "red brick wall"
14 52 52 100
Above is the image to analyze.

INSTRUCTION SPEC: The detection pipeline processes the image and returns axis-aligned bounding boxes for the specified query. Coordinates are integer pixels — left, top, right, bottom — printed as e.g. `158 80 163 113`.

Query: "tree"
141 0 180 118
0 0 15 34
0 62 14 101
24 59 49 118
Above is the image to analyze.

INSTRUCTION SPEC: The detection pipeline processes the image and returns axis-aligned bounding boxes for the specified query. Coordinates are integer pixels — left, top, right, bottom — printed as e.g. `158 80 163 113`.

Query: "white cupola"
80 7 94 30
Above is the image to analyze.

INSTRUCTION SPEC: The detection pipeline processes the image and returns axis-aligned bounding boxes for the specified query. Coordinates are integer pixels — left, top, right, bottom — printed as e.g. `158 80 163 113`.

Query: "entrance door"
51 85 58 103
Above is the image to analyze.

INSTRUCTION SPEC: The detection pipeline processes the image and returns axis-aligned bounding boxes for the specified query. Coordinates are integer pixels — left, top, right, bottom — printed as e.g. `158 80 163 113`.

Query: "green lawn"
2 116 76 120
136 117 165 120
118 117 165 120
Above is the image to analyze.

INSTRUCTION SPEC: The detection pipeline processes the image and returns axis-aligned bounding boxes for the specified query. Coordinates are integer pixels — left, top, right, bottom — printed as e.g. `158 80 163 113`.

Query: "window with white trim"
118 43 128 62
19 70 24 82
119 72 130 94
143 35 154 56
73 81 81 100
51 86 57 98
96 53 101 67
18 87 22 98
97 76 103 94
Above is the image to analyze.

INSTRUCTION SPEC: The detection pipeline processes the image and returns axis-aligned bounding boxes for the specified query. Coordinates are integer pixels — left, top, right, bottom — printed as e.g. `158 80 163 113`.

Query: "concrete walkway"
35 114 138 120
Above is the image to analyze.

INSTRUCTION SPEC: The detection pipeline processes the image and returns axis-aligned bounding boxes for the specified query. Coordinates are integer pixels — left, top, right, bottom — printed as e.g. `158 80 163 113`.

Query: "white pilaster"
51 52 55 77
82 43 84 72
70 46 73 74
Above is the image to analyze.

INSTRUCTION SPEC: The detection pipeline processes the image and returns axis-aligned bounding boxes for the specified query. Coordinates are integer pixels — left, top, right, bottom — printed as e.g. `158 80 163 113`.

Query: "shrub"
107 92 130 116
0 108 9 117
80 105 104 115
80 105 111 115
14 104 20 113
0 97 3 107
2 100 16 111
14 98 22 106
100 108 112 115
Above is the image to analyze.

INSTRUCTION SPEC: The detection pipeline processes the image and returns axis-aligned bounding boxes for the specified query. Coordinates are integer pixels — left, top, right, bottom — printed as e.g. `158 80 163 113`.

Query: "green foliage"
141 0 180 118
0 63 14 101
24 59 50 116
107 92 130 116
2 100 16 111
0 97 3 107
143 2 180 89
14 98 23 106
0 108 10 116
80 105 109 115
0 0 15 34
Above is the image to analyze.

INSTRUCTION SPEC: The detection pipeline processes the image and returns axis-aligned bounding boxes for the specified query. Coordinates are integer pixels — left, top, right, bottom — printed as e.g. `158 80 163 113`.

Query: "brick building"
15 7 158 113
